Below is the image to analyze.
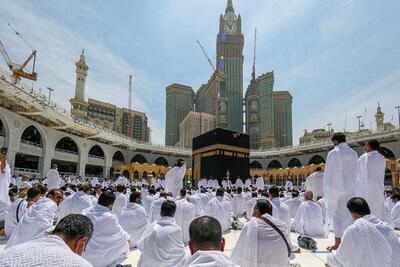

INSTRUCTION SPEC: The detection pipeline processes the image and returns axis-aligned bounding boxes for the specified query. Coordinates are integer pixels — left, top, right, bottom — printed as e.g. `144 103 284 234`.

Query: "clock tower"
216 0 244 132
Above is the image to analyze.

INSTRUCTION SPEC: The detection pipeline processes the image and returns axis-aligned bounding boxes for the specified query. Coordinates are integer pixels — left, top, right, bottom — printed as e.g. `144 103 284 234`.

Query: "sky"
1 0 399 145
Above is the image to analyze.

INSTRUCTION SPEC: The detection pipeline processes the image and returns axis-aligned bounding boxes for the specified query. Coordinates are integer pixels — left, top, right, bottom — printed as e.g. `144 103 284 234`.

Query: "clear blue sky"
1 0 399 145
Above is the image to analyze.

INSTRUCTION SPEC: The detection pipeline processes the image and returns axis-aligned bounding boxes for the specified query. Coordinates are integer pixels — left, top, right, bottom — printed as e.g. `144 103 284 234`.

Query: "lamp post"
395 106 400 128
46 87 55 104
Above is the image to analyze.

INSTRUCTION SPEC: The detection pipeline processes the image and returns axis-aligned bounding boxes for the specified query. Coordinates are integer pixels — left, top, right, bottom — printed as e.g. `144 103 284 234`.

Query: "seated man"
231 187 246 217
284 190 303 219
4 187 41 238
6 189 63 248
148 191 167 223
175 189 196 244
112 184 128 217
231 199 291 267
82 191 130 267
118 191 149 248
184 216 239 267
0 214 93 267
327 197 393 267
294 191 325 237
204 188 232 232
137 200 186 267
57 182 93 222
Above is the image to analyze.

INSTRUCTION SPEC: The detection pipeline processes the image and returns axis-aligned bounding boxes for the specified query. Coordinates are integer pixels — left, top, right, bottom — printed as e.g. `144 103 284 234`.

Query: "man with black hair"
3 186 41 238
204 188 232 232
0 214 93 266
231 187 246 217
284 190 302 219
327 197 398 267
231 199 291 267
175 188 196 243
82 191 130 267
137 200 185 267
324 132 358 250
305 166 324 200
148 191 167 223
118 191 148 248
269 186 290 233
355 139 387 221
143 187 157 214
57 182 93 222
112 183 128 217
6 189 63 249
184 216 238 266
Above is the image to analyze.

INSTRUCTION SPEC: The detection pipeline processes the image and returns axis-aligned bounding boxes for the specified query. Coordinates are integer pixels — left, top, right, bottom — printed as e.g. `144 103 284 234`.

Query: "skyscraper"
216 0 244 132
165 83 194 146
179 111 216 149
273 91 293 147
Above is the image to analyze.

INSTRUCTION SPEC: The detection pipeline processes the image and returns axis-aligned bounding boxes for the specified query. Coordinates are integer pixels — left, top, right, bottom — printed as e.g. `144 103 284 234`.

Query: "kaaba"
192 127 249 184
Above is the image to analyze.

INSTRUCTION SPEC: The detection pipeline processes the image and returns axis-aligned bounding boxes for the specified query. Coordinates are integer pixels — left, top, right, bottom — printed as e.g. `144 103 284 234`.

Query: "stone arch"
112 151 125 163
287 158 302 168
131 154 147 164
379 147 396 160
267 160 282 170
20 125 44 147
88 145 105 159
250 160 263 169
308 155 325 165
154 157 169 167
55 136 79 155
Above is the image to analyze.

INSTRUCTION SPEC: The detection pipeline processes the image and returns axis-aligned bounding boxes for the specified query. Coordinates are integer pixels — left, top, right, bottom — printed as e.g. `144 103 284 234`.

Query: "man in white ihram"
57 182 93 222
175 189 196 244
255 175 264 191
294 191 325 237
305 166 324 200
324 132 358 251
355 139 387 221
165 159 186 198
46 164 61 190
137 200 186 267
326 197 394 267
204 188 232 232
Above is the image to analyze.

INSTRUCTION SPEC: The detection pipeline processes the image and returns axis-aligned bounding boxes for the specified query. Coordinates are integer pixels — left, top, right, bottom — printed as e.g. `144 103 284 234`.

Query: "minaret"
70 50 89 119
375 102 384 132
74 49 89 100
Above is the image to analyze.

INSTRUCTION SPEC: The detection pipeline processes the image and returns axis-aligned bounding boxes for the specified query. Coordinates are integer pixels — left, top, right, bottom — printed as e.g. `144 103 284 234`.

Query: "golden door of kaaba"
192 127 250 184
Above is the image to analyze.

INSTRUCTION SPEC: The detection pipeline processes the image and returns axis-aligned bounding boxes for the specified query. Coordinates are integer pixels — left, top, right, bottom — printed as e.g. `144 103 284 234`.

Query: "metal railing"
20 139 42 148
55 148 79 155
14 167 40 174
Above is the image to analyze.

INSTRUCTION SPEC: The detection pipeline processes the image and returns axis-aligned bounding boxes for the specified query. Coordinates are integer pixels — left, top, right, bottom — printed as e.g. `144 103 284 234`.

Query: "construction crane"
0 20 37 82
251 28 257 80
196 40 216 73
128 74 132 110
360 107 367 129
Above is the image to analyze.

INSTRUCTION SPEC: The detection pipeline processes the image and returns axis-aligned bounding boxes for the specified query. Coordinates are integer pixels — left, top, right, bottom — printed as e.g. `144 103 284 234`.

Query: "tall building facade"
216 0 244 132
272 91 293 147
70 51 150 142
179 111 216 148
165 83 194 146
195 73 218 116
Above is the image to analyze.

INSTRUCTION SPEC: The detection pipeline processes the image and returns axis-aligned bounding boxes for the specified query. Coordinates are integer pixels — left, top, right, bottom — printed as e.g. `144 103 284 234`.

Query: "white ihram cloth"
364 214 400 267
4 198 28 237
245 178 252 188
118 202 149 248
284 197 302 219
82 204 130 267
188 194 204 216
143 194 157 214
231 213 290 267
90 177 98 187
148 197 166 223
356 151 386 220
285 180 293 190
6 198 57 249
112 191 128 217
0 235 92 267
175 198 196 244
255 176 264 190
46 168 61 190
0 161 11 205
305 171 324 200
294 200 325 237
204 196 232 232
323 142 358 237
391 201 400 229
165 164 186 198
271 198 291 234
137 216 186 267
57 191 93 222
231 193 246 216
327 217 392 267
184 250 239 267
114 176 130 187
235 179 244 188
245 197 257 220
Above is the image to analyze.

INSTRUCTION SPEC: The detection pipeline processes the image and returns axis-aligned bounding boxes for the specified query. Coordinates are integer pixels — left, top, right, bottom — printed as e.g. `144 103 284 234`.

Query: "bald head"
304 191 313 201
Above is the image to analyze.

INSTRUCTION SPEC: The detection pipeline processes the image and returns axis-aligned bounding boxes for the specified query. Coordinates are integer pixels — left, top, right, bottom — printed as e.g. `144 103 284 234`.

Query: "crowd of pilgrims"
0 133 399 267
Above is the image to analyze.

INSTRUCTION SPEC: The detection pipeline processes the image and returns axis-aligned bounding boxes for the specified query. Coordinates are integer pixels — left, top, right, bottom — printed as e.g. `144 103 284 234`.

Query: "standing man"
324 132 358 250
356 139 386 220
305 166 324 200
255 175 265 191
165 159 186 198
46 164 61 190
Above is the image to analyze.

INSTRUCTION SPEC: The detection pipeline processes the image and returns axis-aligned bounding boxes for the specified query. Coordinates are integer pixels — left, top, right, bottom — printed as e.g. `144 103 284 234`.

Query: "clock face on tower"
224 21 237 34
